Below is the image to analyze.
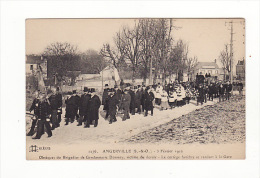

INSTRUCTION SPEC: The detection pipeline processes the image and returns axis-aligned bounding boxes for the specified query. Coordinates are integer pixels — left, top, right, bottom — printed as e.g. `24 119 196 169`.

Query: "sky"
26 18 245 68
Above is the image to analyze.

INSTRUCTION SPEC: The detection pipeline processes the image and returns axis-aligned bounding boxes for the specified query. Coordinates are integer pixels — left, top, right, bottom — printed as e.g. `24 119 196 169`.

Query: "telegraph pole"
230 21 233 86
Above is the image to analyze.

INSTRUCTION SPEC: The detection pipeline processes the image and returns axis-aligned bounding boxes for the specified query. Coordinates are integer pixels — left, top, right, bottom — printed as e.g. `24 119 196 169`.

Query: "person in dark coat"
56 87 63 127
77 87 91 126
85 88 101 128
65 91 78 125
135 87 142 114
226 81 232 100
48 88 60 130
74 91 81 121
108 89 119 124
140 86 146 112
129 86 136 115
119 89 131 121
197 84 204 106
32 92 52 139
27 90 40 136
208 83 214 101
219 83 225 102
144 87 155 116
238 81 243 95
102 84 110 119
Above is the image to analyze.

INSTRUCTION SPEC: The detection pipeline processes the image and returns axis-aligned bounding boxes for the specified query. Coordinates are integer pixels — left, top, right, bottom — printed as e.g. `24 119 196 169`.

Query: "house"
193 60 222 80
26 55 47 79
236 58 245 81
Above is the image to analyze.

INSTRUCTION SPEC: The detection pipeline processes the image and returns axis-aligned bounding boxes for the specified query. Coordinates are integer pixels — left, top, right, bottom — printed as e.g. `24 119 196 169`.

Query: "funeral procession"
26 19 245 146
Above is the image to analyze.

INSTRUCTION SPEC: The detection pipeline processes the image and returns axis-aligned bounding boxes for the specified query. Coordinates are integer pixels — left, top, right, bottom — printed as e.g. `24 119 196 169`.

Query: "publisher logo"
29 145 38 152
29 145 51 152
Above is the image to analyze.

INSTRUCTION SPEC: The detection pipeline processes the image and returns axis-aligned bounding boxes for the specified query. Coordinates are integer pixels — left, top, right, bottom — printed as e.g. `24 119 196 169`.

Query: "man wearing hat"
219 83 226 102
77 87 91 126
56 87 63 127
102 84 109 118
32 92 52 139
129 86 136 115
48 88 62 130
135 86 142 114
226 81 232 100
108 88 119 124
85 88 101 128
27 90 40 136
144 86 155 116
65 90 78 125
119 89 131 121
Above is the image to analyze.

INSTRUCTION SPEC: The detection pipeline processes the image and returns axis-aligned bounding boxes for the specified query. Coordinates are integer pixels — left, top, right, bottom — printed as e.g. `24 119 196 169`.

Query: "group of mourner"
27 78 242 139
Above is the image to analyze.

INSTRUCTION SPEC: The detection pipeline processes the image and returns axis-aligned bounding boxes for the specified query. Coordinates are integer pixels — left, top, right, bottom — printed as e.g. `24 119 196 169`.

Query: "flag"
37 65 46 92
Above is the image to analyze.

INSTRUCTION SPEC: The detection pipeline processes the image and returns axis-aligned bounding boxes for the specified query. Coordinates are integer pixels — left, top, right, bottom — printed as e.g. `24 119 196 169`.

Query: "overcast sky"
26 18 245 67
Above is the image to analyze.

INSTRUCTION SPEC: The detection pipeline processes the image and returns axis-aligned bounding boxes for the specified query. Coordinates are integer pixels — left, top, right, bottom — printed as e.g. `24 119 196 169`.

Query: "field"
125 95 245 144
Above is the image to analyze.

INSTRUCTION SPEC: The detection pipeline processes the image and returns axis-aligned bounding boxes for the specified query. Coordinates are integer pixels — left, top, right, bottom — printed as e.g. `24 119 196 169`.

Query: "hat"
90 88 95 93
105 84 109 87
73 90 76 94
137 85 141 88
56 87 60 91
83 87 88 92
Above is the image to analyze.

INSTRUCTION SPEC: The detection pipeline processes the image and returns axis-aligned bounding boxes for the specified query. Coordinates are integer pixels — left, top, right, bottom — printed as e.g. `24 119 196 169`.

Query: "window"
30 65 33 70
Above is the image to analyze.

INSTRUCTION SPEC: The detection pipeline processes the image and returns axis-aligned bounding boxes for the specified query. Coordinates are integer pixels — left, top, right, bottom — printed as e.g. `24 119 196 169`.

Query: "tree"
186 56 198 81
42 42 80 86
100 43 124 69
219 44 231 81
80 49 107 74
170 40 188 82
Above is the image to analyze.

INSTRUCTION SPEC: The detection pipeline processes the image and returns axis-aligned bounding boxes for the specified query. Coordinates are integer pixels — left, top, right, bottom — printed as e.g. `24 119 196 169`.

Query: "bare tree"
43 42 78 57
100 43 124 69
186 56 198 81
42 42 79 85
219 44 231 81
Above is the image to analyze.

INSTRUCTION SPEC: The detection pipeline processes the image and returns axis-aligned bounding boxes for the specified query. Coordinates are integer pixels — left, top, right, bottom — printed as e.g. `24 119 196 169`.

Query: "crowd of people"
27 79 242 139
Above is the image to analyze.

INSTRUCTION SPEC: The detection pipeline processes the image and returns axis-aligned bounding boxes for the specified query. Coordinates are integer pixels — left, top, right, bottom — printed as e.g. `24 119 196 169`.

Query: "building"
236 59 245 81
26 55 47 79
193 60 223 80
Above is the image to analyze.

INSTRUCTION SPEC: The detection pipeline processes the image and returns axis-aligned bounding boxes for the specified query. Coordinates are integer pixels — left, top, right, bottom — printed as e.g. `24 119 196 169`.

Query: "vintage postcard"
26 18 245 160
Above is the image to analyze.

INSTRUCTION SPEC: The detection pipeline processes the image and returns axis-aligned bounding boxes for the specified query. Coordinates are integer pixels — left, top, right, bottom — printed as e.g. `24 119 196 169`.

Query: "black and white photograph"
25 18 246 160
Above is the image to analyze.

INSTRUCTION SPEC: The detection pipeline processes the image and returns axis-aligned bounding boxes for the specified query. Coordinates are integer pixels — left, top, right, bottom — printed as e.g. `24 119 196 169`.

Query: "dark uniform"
219 85 225 102
33 99 52 139
27 98 40 136
144 88 155 116
108 91 119 124
49 93 61 130
119 91 131 121
135 89 142 114
86 90 101 128
56 90 63 127
226 83 232 100
208 84 214 101
65 92 78 125
78 88 91 126
197 86 204 105
129 88 136 115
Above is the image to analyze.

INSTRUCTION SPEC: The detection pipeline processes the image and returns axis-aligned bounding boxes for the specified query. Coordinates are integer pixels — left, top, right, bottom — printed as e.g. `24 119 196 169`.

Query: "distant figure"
119 89 131 121
144 87 155 117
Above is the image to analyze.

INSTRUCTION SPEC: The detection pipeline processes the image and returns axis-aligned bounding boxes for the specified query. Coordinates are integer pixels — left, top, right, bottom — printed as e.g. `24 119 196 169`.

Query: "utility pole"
230 21 233 87
149 55 153 85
